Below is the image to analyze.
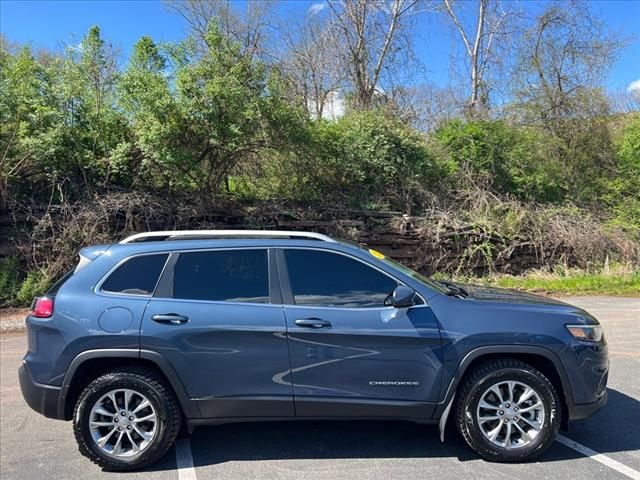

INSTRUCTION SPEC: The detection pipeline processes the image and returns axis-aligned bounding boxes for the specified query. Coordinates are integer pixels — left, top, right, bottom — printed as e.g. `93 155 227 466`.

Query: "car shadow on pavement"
141 388 638 472
561 387 640 455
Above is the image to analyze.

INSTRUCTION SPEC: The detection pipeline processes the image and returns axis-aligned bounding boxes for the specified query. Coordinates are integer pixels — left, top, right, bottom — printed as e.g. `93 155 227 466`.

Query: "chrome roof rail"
119 230 336 244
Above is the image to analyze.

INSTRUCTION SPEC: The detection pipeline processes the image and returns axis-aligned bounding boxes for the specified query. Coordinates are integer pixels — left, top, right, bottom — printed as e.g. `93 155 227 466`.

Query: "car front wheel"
455 358 561 462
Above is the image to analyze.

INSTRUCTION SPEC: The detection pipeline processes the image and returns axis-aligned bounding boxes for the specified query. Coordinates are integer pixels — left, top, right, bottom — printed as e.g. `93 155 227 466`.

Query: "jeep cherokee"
19 230 608 470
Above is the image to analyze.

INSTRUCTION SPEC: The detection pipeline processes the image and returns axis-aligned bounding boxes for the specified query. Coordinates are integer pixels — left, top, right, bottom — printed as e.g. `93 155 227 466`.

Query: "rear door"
279 248 443 419
141 247 293 418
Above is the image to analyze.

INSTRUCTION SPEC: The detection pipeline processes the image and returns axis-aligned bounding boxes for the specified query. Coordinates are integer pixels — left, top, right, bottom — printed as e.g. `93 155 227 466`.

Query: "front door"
279 248 443 419
141 248 293 418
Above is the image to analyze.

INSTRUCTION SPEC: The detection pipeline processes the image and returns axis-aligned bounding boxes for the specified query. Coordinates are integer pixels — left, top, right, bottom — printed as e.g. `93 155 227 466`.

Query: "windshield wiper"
437 280 469 298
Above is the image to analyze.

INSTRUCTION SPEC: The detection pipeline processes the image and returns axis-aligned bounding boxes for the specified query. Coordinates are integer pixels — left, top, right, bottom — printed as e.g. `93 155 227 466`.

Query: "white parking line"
174 432 640 480
175 438 197 480
557 435 640 480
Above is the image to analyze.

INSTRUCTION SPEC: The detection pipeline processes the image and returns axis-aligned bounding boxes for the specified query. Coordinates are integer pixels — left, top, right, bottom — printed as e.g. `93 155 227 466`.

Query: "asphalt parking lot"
1 296 638 480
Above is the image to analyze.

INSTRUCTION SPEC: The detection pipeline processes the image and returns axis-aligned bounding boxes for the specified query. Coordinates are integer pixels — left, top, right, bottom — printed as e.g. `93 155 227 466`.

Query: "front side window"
284 249 398 308
173 249 269 303
101 254 169 295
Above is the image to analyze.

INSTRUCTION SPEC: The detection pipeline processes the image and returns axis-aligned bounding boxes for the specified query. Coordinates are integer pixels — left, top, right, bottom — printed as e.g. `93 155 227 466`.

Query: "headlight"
566 324 603 342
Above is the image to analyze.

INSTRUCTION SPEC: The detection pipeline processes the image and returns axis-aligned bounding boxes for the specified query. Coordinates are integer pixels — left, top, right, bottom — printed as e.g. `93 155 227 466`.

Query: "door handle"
294 318 332 328
151 313 189 325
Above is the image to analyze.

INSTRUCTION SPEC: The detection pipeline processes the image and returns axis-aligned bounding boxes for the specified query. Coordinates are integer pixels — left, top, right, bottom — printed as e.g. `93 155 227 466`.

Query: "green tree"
59 26 127 188
510 2 622 201
268 111 441 211
0 45 60 211
604 115 640 233
119 26 308 197
432 119 570 202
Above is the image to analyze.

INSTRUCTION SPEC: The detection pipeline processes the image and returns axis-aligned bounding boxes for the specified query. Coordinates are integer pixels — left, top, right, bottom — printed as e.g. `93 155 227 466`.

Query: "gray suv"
19 230 608 470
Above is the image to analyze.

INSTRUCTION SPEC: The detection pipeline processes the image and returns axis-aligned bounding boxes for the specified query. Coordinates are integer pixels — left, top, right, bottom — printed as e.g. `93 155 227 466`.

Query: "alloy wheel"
88 388 158 459
475 380 545 449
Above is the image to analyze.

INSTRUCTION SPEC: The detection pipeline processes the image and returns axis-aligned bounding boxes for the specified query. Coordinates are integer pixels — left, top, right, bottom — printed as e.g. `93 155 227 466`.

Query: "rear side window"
101 254 169 295
284 249 398 308
173 249 269 303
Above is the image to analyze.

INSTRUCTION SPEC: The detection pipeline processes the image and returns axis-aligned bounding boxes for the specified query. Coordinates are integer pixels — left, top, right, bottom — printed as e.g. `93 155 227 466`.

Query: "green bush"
0 256 22 306
297 111 444 210
0 256 48 307
255 110 445 210
16 271 50 305
433 119 517 191
432 119 568 201
603 116 640 235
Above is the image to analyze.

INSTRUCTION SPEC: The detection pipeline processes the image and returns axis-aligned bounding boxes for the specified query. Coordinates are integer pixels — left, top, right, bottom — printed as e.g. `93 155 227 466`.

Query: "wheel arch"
435 346 572 430
59 349 199 420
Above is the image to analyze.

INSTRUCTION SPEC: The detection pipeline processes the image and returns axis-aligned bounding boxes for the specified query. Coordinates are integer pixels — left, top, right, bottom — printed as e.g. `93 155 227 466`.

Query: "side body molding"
58 349 200 420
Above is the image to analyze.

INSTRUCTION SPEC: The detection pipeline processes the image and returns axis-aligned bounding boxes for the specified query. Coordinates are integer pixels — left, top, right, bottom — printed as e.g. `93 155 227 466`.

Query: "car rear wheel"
455 358 561 462
73 367 181 471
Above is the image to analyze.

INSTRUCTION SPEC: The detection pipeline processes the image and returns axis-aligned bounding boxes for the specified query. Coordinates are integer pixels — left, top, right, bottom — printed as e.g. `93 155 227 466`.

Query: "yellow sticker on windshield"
369 249 385 259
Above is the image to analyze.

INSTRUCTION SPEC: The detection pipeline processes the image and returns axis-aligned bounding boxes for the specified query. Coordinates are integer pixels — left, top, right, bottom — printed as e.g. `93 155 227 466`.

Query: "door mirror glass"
391 285 417 308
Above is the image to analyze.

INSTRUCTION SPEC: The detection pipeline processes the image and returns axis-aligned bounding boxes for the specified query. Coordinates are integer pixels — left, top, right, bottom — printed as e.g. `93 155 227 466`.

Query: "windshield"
359 246 446 292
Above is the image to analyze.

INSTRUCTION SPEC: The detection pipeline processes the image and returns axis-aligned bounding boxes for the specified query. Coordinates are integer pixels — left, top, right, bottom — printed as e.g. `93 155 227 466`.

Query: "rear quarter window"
101 253 169 295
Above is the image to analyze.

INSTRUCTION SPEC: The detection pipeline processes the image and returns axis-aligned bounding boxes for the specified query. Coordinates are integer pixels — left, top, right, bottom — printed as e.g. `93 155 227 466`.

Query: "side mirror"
391 285 417 308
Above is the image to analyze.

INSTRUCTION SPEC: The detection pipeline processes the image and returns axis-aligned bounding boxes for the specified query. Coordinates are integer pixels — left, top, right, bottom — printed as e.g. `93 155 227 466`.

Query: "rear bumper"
567 389 607 421
18 361 64 420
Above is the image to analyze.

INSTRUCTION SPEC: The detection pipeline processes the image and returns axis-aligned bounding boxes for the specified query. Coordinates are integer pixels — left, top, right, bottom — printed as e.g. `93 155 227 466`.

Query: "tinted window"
102 254 169 295
173 250 269 303
285 249 398 308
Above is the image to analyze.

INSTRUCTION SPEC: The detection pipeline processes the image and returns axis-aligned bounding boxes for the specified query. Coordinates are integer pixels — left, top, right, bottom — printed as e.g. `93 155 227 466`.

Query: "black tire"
454 358 561 462
73 367 181 471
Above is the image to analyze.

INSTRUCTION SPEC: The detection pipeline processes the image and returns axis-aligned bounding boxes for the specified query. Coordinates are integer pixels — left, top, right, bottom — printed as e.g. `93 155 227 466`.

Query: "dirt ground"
0 308 29 333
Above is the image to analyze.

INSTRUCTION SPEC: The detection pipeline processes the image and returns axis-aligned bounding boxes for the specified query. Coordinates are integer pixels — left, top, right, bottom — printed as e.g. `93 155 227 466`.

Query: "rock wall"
0 206 575 276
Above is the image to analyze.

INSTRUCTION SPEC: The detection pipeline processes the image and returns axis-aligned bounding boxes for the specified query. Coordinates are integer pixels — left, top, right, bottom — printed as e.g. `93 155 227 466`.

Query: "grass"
458 267 640 296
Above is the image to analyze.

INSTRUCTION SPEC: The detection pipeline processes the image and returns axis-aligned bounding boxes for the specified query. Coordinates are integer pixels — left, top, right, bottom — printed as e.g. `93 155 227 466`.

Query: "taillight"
30 297 54 318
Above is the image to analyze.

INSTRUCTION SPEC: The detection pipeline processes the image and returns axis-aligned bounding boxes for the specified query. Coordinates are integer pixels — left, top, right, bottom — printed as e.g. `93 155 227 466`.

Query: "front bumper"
18 361 64 420
567 389 607 421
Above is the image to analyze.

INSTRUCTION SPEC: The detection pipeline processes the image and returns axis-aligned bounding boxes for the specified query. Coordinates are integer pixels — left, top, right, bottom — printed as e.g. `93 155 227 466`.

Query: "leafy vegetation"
465 267 640 296
603 118 640 233
1 1 639 304
0 256 22 305
2 20 637 215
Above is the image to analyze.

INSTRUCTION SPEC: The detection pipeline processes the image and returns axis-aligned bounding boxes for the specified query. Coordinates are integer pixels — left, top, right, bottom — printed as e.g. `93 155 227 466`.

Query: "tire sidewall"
74 374 171 468
461 368 559 461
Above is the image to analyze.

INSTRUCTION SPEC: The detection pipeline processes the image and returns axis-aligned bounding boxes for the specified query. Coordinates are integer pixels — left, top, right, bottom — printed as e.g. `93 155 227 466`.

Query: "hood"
455 283 570 307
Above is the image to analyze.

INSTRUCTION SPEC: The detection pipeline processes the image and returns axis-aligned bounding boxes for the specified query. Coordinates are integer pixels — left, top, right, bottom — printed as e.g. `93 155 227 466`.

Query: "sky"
1 0 639 93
